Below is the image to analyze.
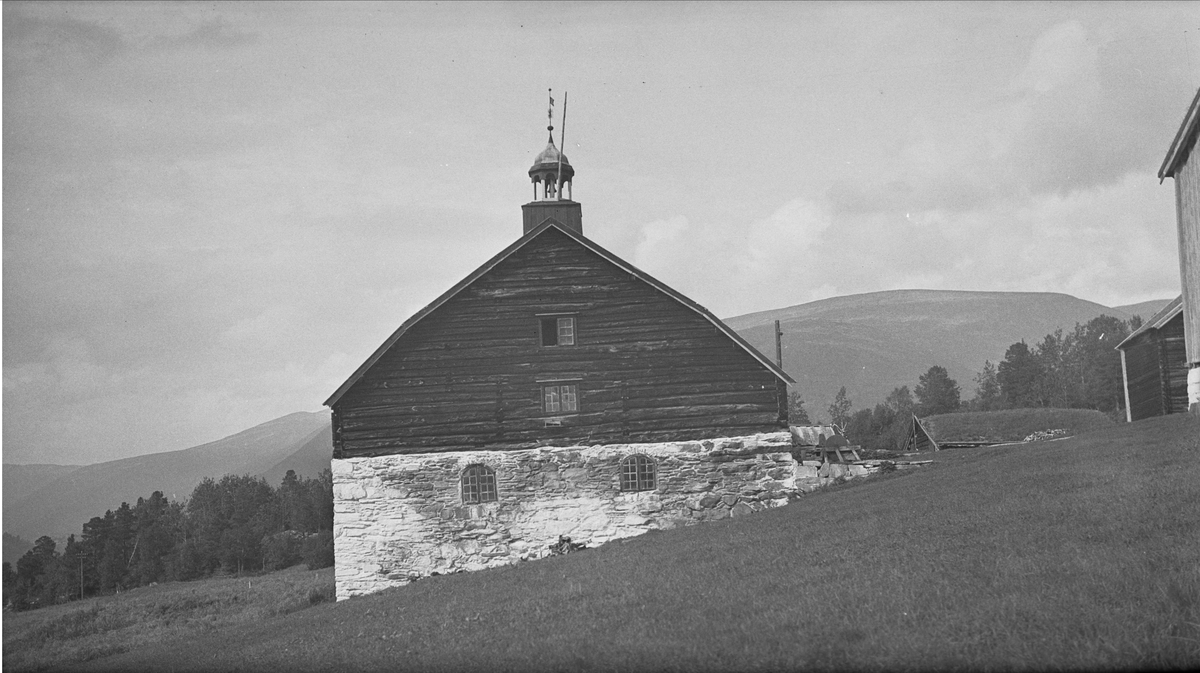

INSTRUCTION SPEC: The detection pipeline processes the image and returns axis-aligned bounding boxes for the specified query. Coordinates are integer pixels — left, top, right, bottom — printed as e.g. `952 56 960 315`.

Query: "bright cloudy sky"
4 2 1198 466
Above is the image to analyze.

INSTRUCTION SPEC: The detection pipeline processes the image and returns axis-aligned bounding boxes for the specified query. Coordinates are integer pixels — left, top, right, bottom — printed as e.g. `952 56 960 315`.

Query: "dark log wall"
1125 332 1165 422
334 228 786 457
1125 313 1188 421
1161 314 1189 414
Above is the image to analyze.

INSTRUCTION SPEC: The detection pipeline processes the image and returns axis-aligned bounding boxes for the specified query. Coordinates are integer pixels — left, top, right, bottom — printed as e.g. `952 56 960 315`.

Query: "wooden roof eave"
1159 87 1200 182
324 220 794 408
1115 295 1183 350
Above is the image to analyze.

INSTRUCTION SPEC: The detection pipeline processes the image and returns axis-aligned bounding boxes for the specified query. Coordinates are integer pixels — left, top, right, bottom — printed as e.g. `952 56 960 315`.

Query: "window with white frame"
539 316 576 346
542 383 578 414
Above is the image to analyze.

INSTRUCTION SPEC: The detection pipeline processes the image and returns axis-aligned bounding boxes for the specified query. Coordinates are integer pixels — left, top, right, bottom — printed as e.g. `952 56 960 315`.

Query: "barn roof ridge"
1116 294 1183 349
1160 87 1200 181
324 220 793 407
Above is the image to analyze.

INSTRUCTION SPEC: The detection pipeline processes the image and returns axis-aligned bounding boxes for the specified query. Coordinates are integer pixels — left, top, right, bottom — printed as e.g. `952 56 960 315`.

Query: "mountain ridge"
725 289 1172 422
3 411 330 541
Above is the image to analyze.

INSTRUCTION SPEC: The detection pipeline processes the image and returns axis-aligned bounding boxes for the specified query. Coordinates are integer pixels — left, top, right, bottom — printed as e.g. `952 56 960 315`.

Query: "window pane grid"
620 455 657 492
462 465 497 504
544 386 560 413
543 384 578 414
557 317 575 345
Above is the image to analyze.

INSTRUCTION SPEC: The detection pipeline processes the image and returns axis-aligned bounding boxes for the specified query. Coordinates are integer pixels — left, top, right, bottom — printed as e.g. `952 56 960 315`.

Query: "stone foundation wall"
331 432 881 600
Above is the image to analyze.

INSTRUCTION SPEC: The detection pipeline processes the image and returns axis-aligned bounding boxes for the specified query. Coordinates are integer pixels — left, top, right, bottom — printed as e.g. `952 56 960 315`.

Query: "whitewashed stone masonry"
332 432 875 600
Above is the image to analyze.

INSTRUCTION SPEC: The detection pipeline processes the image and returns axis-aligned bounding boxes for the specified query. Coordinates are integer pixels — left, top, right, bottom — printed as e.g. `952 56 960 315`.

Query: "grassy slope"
2 566 334 672
24 414 1200 672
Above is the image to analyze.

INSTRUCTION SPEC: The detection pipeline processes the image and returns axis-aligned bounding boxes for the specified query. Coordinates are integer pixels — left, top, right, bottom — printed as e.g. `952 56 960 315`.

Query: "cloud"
2 10 126 69
149 19 258 51
827 19 1192 218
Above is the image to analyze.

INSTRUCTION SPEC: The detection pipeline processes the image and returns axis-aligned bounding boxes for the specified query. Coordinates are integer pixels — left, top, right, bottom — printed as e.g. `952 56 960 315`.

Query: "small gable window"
540 316 576 346
462 464 498 504
543 383 578 414
620 454 657 492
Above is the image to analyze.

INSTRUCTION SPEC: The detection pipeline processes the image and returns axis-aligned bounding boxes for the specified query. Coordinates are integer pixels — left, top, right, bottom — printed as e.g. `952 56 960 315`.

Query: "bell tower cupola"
522 89 582 235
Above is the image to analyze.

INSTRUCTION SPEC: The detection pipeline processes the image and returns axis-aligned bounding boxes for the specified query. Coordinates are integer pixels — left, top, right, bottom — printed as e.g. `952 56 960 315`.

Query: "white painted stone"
332 432 890 600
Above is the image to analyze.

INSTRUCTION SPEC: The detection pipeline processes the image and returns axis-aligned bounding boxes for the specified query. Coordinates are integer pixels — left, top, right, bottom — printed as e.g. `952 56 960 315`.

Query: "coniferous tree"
828 387 852 430
972 361 1002 411
914 365 960 416
998 340 1045 407
1073 315 1130 412
2 561 16 607
14 536 58 608
787 391 812 425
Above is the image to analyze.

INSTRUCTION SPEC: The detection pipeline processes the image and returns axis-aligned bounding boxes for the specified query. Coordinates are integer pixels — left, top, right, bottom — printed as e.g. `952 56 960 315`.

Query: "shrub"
261 531 304 572
302 531 334 570
308 583 335 605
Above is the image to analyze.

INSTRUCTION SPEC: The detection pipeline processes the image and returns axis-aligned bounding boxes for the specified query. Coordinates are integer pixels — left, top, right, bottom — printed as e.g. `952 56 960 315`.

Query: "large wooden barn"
325 137 792 457
1117 296 1188 421
326 120 801 599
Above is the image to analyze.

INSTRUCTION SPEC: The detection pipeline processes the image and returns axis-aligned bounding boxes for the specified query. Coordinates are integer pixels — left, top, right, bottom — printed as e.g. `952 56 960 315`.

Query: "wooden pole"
557 91 567 200
774 320 783 368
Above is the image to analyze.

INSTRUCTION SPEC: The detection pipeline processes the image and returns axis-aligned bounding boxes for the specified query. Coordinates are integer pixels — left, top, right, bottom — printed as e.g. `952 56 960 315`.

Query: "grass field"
7 413 1198 672
2 565 334 672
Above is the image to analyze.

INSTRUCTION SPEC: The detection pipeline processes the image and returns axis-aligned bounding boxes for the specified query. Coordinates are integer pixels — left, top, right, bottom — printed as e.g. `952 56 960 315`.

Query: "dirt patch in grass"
50 415 1200 672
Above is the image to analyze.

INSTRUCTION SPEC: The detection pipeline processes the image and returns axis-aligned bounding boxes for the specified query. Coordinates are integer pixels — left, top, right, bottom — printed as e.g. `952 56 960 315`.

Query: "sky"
3 1 1199 466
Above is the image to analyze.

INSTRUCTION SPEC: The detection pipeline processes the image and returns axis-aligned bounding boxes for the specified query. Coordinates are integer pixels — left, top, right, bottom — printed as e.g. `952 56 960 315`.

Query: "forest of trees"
808 314 1139 450
2 469 334 612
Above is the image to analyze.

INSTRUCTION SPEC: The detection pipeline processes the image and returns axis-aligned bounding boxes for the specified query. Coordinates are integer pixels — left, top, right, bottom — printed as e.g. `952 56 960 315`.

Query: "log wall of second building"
1125 332 1166 422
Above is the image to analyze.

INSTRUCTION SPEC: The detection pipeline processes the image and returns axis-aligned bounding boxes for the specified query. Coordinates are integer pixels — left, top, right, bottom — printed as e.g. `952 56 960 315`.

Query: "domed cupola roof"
529 132 574 181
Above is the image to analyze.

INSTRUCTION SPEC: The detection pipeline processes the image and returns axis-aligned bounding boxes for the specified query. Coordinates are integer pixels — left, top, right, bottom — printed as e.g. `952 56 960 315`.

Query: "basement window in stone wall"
542 383 578 414
620 454 657 492
461 464 498 504
539 316 576 346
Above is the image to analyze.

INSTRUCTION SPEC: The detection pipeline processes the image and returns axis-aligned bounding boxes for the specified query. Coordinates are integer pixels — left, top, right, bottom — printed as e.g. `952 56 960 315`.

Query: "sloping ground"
726 289 1139 419
2 566 335 672
923 408 1116 443
3 412 330 541
64 414 1199 673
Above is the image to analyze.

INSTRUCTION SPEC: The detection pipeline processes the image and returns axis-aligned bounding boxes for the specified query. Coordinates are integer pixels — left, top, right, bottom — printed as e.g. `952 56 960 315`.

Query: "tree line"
3 469 334 611
787 314 1139 450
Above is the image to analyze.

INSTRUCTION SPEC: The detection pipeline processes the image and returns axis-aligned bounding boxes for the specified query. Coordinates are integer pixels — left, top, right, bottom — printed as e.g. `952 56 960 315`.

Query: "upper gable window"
540 316 576 346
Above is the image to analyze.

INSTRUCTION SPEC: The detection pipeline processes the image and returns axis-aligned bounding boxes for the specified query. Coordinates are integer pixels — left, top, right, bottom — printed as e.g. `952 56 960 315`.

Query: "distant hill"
726 289 1146 423
4 463 82 513
2 411 330 541
259 423 334 487
1112 298 1175 321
